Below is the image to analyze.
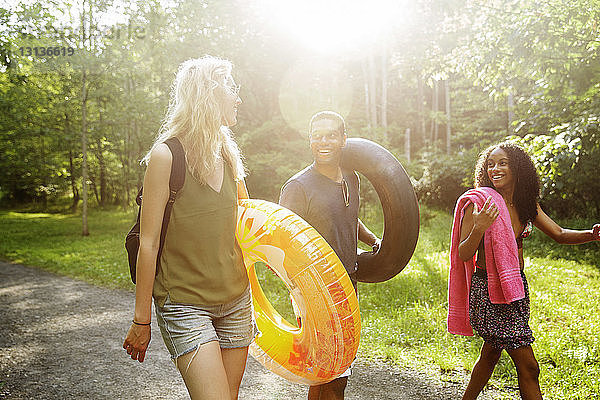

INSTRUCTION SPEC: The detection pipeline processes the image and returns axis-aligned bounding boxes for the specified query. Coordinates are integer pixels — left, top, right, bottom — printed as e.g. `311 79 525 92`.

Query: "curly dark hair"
474 142 540 224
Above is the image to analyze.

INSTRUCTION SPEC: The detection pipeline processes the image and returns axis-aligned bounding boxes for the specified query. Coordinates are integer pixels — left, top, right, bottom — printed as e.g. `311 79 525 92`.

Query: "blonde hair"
142 55 245 182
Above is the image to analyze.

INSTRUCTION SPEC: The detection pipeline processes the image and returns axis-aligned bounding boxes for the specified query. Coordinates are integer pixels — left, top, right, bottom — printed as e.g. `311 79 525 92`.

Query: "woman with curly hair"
122 55 256 399
448 142 600 400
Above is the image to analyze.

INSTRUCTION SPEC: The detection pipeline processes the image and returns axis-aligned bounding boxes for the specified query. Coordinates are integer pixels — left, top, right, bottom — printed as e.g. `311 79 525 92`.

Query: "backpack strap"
165 137 186 194
156 137 186 265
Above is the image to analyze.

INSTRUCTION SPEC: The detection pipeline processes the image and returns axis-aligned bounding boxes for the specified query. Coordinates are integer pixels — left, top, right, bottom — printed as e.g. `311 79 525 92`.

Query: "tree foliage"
0 0 598 219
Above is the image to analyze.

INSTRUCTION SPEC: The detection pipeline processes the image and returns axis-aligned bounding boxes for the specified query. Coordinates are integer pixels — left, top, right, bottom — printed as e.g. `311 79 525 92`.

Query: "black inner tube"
341 138 420 283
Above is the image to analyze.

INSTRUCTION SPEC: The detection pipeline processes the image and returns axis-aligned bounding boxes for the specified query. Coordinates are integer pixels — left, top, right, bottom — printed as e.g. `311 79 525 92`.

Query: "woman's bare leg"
176 340 230 399
462 342 502 400
506 345 542 400
221 346 249 400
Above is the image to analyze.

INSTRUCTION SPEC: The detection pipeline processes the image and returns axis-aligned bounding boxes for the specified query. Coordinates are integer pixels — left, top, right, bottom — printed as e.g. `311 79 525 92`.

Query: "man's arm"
358 219 381 251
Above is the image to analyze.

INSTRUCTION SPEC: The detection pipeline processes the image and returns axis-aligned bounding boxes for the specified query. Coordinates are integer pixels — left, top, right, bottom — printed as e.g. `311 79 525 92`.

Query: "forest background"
2 1 600 398
1 0 599 219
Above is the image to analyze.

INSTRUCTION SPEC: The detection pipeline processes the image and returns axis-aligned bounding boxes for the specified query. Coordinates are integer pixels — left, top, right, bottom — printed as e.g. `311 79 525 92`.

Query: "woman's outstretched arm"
533 203 600 244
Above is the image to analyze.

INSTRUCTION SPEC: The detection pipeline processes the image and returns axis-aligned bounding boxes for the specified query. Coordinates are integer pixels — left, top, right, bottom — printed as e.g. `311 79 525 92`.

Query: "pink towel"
447 187 524 336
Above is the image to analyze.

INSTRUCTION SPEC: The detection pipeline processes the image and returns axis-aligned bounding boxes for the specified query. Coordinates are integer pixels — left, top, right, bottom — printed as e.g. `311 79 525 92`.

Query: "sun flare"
261 0 405 54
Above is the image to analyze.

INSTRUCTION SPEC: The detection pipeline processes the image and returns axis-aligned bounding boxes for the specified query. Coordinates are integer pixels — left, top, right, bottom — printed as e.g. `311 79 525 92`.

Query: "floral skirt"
469 270 535 350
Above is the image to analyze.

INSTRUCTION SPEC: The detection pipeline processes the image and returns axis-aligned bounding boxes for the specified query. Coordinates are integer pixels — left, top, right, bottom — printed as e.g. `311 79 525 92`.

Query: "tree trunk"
433 79 439 144
39 130 47 209
404 128 411 161
81 0 89 236
66 113 79 213
380 44 388 141
95 137 106 207
69 149 80 213
445 79 451 154
124 74 133 207
507 91 515 134
81 68 89 236
418 74 426 146
429 81 435 144
361 60 372 131
368 53 378 132
98 102 107 206
125 125 131 207
117 123 129 208
134 119 143 189
88 173 100 204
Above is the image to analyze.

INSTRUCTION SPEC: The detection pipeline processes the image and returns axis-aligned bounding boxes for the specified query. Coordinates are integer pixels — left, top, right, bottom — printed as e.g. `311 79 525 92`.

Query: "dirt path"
0 261 508 399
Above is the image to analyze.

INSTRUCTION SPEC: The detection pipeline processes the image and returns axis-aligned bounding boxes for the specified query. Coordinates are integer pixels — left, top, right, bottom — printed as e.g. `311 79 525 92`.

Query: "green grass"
356 209 600 400
0 208 137 289
1 206 599 399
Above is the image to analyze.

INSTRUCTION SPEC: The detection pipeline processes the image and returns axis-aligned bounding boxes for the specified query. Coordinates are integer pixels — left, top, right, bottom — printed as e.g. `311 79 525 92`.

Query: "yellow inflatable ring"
236 199 361 385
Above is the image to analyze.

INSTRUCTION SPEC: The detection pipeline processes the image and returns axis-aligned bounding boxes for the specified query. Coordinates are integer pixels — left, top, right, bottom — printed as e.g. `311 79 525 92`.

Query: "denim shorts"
154 286 258 360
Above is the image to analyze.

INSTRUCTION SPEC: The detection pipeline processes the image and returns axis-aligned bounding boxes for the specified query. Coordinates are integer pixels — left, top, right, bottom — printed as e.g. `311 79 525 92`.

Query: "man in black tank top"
279 111 380 400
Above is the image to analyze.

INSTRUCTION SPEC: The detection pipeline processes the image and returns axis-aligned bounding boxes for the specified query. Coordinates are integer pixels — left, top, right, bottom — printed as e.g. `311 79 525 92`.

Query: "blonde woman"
123 56 256 399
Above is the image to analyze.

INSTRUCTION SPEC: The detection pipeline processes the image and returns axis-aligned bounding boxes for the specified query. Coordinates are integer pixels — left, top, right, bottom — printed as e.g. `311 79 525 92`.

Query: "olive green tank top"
153 163 248 306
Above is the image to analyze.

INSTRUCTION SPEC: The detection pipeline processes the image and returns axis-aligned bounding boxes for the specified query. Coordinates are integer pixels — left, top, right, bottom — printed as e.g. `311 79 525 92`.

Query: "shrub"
510 116 600 218
413 149 473 211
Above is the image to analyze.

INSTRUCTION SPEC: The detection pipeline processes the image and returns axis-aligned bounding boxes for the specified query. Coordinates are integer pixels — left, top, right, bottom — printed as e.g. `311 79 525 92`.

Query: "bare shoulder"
144 143 173 189
149 143 172 166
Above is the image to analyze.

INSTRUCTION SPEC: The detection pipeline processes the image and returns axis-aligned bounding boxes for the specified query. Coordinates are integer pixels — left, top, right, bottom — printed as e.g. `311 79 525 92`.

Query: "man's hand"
371 237 382 253
592 224 600 241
